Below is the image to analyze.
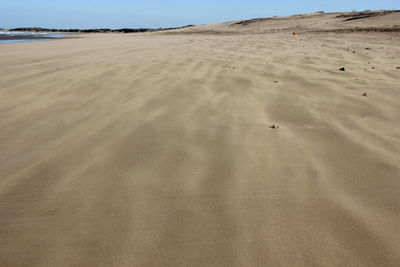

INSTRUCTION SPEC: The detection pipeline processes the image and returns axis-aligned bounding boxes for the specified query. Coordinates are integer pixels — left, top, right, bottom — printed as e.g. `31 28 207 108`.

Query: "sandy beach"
0 11 400 266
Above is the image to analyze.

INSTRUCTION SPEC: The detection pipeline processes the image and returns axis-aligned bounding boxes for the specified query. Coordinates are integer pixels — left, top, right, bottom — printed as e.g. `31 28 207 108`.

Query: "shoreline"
0 31 76 43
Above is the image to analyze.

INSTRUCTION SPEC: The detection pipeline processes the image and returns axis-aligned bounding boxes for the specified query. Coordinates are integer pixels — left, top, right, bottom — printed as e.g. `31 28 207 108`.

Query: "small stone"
371 67 375 69
271 124 280 129
273 80 278 83
362 92 368 97
396 67 400 70
339 67 346 71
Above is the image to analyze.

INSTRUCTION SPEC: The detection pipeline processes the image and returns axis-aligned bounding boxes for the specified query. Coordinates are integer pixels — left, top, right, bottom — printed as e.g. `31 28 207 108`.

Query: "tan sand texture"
0 11 400 266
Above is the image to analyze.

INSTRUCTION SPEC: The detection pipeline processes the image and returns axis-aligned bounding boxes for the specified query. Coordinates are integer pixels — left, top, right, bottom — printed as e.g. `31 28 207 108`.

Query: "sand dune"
0 11 400 266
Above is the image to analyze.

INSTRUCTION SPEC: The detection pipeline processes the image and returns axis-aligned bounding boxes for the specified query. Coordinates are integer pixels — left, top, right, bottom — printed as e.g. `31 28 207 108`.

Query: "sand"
1 11 400 266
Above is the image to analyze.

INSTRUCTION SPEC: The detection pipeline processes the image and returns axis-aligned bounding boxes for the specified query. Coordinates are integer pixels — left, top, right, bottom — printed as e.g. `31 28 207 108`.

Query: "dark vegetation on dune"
336 10 400 21
9 25 195 33
233 10 400 27
311 26 400 33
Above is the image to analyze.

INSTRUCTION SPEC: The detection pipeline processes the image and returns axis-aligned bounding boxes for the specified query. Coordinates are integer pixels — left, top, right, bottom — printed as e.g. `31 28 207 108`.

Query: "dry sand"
1 11 400 266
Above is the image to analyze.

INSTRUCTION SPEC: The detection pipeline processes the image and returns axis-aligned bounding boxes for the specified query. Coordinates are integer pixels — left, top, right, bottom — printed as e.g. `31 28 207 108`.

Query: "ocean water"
0 31 70 44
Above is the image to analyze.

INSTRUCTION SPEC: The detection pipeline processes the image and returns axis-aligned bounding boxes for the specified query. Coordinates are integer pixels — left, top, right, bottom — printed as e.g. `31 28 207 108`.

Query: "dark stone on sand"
362 92 368 97
339 67 346 71
270 124 280 129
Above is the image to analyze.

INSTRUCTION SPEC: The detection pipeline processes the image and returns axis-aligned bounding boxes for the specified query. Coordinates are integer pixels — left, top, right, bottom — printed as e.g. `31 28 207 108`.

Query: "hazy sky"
1 0 399 29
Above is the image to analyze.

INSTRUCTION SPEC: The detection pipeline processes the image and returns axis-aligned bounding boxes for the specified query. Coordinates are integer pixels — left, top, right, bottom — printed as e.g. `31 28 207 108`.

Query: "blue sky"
0 0 399 29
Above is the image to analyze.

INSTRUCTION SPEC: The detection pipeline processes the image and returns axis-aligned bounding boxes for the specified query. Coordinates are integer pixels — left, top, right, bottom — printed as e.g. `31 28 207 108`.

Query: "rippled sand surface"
1 11 400 266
